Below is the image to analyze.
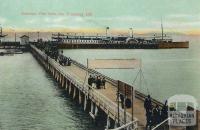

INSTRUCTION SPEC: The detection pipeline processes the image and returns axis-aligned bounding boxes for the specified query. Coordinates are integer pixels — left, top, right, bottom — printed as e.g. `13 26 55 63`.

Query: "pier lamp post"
106 27 109 37
129 28 133 38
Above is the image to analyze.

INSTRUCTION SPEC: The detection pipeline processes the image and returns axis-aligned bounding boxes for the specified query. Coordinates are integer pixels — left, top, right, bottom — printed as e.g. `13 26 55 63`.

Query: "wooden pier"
30 45 198 130
30 45 145 129
57 42 189 49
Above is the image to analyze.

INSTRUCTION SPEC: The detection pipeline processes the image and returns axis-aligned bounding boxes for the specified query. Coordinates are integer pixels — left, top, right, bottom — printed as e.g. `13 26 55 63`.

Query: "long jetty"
30 45 199 130
57 42 189 49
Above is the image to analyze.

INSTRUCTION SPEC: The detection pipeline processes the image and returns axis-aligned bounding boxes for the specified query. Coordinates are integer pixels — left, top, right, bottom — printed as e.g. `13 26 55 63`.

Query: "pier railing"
151 118 169 130
107 121 138 130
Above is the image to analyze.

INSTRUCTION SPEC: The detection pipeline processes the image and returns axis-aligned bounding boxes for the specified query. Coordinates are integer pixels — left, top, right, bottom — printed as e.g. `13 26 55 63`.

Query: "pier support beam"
57 72 59 81
49 65 51 72
90 101 95 119
59 73 62 84
54 69 56 77
79 90 82 104
55 70 58 81
106 115 111 129
73 87 76 99
94 105 98 117
54 70 57 79
53 69 55 77
65 79 68 90
91 101 94 114
68 82 72 94
47 63 50 70
84 95 88 111
62 76 65 88
114 119 118 128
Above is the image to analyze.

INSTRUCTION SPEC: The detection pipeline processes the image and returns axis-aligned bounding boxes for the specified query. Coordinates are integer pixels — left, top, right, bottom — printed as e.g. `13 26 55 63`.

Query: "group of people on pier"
58 54 71 66
144 95 168 129
119 93 132 109
88 75 106 89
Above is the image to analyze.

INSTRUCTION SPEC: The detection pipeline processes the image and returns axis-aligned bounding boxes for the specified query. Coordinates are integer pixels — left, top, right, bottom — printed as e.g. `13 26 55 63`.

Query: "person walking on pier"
68 57 72 66
119 93 125 109
161 100 168 121
96 76 101 89
91 75 96 88
88 75 93 87
101 77 106 89
153 105 161 126
146 109 153 130
144 95 152 113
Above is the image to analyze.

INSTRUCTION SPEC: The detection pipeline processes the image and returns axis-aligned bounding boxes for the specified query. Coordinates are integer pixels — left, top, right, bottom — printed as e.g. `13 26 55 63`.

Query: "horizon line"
2 27 200 36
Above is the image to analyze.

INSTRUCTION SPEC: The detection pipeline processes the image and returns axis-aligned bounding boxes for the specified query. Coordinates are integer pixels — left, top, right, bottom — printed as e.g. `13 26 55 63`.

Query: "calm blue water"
63 36 200 109
0 53 102 130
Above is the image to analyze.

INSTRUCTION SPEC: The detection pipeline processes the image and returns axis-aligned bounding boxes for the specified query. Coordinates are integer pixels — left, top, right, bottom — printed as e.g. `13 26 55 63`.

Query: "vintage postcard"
0 0 199 130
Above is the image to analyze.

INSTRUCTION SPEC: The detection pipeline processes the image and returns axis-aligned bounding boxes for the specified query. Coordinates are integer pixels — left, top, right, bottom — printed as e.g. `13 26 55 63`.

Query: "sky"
0 0 200 35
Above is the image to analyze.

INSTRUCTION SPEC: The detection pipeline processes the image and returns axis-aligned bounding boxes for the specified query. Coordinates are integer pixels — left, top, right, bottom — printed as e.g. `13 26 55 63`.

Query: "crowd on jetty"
37 43 72 66
144 95 168 129
45 50 72 66
58 54 71 66
88 75 106 89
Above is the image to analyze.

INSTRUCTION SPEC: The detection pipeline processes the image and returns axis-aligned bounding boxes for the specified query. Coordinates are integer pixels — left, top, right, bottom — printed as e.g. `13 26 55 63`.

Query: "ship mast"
0 25 7 43
0 25 2 43
0 26 2 36
161 18 164 41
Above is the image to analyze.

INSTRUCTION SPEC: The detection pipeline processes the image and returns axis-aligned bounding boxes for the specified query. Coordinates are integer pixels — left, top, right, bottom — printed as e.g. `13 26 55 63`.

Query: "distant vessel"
50 32 189 49
49 20 189 49
0 49 23 56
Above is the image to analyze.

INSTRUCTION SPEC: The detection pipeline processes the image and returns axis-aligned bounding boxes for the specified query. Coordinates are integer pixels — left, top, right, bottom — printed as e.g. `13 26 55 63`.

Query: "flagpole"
117 81 120 126
124 85 127 124
83 59 89 90
140 59 142 91
131 87 134 128
86 58 88 80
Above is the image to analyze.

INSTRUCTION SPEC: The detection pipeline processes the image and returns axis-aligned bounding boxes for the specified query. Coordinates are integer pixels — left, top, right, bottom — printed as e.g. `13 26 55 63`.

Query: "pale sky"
0 0 200 34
